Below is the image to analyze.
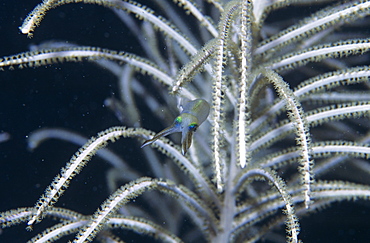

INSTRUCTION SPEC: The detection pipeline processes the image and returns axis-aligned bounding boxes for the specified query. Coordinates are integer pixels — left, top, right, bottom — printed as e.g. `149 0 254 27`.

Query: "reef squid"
141 99 210 155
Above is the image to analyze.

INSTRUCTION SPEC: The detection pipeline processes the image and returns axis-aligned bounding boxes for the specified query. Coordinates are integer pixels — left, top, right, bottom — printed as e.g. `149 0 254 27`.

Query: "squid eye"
175 116 182 125
188 123 198 131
